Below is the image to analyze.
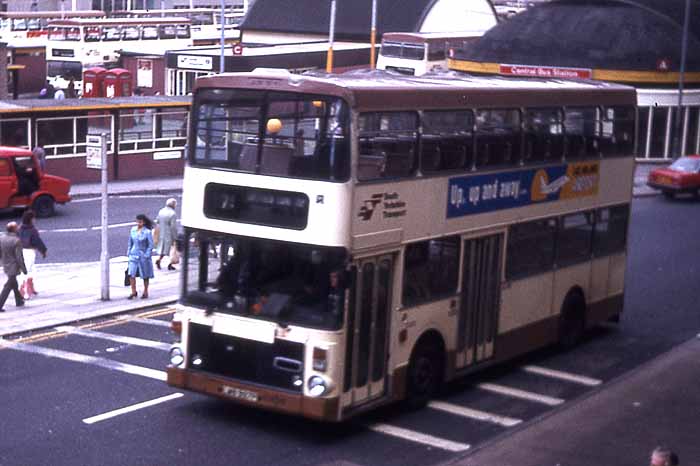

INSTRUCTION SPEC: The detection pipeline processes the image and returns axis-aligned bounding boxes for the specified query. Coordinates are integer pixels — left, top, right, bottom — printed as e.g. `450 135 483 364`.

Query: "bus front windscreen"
192 88 350 181
184 231 348 330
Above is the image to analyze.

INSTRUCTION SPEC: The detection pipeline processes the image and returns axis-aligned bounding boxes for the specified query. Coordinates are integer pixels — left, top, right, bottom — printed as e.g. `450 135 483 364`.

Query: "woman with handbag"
18 210 47 300
154 198 178 271
126 214 155 299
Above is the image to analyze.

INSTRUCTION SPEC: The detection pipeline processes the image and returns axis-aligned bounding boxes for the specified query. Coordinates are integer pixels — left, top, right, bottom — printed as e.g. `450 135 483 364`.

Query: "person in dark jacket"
0 222 27 311
18 210 47 299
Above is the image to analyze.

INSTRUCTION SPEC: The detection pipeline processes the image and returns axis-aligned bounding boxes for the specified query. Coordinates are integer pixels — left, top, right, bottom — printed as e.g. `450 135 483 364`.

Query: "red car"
0 146 71 217
647 155 700 198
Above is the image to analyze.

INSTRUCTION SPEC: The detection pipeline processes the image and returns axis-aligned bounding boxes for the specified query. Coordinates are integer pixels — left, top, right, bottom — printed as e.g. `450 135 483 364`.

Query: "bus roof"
194 70 637 111
0 11 105 19
0 95 191 115
381 31 484 42
48 17 191 26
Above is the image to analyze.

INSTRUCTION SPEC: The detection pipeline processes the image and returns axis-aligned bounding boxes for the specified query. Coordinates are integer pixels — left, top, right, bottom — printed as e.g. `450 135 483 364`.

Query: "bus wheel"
406 338 444 408
33 195 55 218
662 190 674 199
558 291 586 349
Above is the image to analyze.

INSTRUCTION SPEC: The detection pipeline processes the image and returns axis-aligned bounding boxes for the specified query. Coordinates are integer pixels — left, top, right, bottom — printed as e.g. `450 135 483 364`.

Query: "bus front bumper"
167 366 341 422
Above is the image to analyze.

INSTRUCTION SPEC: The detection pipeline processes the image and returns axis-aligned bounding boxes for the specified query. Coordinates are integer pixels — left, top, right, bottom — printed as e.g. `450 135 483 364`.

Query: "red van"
0 147 71 217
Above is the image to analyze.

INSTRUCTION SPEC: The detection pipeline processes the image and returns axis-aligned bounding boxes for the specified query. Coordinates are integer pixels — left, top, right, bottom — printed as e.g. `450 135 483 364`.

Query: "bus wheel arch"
405 330 446 408
558 287 587 349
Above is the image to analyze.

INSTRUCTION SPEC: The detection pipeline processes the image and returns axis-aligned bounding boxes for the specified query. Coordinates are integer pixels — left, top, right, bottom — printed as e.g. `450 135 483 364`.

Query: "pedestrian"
18 210 47 300
650 446 679 466
67 79 76 98
32 146 46 172
154 198 178 271
126 214 154 299
0 222 27 312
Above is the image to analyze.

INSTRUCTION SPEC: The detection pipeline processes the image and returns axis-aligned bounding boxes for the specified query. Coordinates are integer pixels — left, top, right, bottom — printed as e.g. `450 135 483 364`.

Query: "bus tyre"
33 195 55 218
558 292 586 349
662 190 674 199
406 340 443 408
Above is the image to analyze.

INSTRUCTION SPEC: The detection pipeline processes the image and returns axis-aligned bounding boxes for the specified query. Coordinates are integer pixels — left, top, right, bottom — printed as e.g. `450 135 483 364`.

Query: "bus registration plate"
221 385 259 402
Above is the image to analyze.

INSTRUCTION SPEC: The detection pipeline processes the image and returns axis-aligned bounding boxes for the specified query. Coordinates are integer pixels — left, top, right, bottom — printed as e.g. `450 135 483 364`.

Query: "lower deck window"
183 231 347 330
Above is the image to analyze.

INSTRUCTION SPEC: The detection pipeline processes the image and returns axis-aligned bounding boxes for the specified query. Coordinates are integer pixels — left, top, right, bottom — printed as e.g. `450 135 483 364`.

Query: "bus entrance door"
457 233 503 367
342 255 394 410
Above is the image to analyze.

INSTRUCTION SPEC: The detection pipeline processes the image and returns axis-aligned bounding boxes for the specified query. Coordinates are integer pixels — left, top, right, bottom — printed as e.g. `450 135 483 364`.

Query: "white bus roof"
381 31 485 41
195 69 637 111
48 17 191 26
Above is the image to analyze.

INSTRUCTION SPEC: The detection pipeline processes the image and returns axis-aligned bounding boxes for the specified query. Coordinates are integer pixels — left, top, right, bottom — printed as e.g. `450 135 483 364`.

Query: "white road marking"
0 341 166 381
82 393 184 425
44 227 88 233
116 315 172 328
367 423 470 452
55 326 171 351
476 383 564 406
90 221 136 230
427 401 522 427
522 365 602 386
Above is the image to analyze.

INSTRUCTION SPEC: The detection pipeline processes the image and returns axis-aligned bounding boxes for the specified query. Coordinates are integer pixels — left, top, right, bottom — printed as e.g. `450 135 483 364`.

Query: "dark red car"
647 155 700 198
0 146 71 217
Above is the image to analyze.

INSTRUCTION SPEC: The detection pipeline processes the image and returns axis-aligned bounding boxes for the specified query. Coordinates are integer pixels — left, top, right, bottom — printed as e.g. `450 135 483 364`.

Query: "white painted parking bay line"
367 423 470 452
428 401 522 427
476 383 564 406
0 341 166 381
83 393 184 425
522 365 602 387
55 326 171 351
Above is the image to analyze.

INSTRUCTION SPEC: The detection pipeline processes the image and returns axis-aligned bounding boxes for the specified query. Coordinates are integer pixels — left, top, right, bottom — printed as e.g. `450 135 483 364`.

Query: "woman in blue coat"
127 214 155 299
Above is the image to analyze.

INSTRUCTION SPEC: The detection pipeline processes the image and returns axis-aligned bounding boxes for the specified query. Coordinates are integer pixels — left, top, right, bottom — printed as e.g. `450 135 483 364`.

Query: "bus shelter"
0 95 190 183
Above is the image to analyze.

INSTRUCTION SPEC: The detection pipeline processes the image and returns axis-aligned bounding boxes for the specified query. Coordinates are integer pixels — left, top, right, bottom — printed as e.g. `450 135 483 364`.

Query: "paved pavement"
0 175 183 338
3 164 692 466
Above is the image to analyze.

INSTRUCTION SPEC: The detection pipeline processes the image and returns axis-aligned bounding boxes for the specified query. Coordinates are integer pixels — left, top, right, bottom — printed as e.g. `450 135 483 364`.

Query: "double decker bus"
167 70 636 421
110 8 242 45
377 32 481 76
46 16 193 93
0 10 105 49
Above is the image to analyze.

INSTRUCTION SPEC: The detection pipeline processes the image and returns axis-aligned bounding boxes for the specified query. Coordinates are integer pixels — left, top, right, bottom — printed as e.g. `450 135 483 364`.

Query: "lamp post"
326 0 337 73
220 0 226 73
370 0 378 68
674 0 691 157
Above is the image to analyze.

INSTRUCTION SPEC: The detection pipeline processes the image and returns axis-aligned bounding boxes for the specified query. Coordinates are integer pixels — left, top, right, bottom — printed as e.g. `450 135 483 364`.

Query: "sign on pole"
86 134 103 169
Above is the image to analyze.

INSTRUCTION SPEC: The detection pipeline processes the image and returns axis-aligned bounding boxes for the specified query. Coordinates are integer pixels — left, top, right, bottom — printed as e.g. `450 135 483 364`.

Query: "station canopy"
450 0 700 85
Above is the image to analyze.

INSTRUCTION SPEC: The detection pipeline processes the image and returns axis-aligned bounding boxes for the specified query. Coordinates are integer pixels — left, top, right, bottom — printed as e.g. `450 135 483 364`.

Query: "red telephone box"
103 68 133 98
82 67 107 97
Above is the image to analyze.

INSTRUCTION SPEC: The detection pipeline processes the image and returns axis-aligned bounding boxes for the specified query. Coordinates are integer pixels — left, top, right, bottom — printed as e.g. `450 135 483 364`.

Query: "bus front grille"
187 322 305 392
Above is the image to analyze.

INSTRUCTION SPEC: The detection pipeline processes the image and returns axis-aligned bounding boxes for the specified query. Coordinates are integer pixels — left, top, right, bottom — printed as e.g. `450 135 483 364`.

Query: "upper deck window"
475 108 522 168
421 110 474 172
193 88 350 182
358 112 418 180
176 24 191 38
65 27 81 41
11 19 28 31
84 26 101 42
142 25 159 39
102 26 121 41
122 26 140 40
48 27 65 40
159 24 177 39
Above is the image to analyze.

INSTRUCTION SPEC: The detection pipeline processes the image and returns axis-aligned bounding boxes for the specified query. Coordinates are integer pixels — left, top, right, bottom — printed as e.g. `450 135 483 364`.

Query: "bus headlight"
307 376 327 397
169 346 185 367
